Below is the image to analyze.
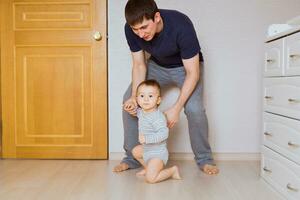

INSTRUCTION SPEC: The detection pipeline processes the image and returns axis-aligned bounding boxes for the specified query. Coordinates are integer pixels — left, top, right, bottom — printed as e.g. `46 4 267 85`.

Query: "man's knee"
184 102 205 116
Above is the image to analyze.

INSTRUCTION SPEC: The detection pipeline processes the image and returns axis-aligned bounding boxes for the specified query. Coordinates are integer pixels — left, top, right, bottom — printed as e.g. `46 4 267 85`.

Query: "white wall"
108 0 300 154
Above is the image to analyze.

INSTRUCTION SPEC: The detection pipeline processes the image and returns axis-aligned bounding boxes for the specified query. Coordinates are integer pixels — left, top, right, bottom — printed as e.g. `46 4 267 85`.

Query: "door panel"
1 0 107 159
14 3 91 29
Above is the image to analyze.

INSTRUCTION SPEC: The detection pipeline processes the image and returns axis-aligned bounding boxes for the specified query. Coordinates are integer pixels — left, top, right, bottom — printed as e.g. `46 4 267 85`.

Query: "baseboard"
109 152 261 161
212 152 260 161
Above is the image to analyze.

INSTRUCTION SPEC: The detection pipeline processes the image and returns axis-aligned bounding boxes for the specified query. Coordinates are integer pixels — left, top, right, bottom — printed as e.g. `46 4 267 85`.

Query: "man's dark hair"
137 79 161 96
125 0 159 26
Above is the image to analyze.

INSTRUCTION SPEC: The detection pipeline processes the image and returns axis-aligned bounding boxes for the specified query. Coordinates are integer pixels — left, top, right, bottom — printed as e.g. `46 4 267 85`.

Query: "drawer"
264 39 284 77
263 112 300 165
285 32 300 76
261 146 300 200
264 77 300 120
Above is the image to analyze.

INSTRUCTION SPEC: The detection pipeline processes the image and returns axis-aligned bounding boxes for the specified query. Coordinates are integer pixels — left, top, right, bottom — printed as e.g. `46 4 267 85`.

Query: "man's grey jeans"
122 60 214 169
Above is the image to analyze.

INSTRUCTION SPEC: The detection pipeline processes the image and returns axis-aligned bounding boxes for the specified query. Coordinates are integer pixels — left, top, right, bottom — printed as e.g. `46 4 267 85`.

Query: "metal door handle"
93 31 102 41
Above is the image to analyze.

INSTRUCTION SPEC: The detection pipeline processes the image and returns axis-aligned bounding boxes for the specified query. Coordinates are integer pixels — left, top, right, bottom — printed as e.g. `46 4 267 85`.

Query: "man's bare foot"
171 166 181 180
201 164 219 175
113 163 129 173
136 169 146 176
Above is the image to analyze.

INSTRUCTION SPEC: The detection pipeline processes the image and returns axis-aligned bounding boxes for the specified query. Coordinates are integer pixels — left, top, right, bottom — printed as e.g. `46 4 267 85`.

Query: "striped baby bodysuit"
137 108 169 165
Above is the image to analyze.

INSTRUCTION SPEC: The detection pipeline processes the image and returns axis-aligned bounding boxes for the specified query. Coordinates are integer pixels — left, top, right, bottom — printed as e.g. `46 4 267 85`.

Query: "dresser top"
265 25 300 43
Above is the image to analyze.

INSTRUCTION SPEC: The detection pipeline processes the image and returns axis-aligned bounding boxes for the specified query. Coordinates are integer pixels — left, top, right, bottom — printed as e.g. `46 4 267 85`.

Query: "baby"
125 79 181 183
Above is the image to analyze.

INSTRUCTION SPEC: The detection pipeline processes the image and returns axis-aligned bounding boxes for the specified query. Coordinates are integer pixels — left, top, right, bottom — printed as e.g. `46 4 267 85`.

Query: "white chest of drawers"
261 30 300 200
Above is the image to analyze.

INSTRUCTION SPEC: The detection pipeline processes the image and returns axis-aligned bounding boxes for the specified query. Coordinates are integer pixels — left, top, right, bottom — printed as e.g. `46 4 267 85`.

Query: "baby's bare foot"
171 166 181 180
202 164 219 175
136 169 146 176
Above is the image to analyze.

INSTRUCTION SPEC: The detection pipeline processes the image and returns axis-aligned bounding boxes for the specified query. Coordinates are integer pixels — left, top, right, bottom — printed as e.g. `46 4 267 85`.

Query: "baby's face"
136 85 161 112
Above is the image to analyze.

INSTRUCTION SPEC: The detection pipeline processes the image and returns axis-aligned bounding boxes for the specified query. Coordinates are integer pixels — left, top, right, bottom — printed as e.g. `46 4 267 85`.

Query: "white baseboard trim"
109 152 261 161
212 153 260 161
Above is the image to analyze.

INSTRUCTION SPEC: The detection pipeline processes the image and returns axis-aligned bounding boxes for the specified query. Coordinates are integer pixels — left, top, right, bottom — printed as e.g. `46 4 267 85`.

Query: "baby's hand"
139 134 145 144
123 97 137 116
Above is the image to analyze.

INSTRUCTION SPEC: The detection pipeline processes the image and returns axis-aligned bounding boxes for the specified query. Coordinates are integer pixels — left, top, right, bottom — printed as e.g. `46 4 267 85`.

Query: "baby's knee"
132 145 142 159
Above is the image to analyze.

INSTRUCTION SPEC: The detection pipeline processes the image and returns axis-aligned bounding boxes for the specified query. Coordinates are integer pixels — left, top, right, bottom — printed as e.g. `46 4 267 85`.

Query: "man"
113 0 219 175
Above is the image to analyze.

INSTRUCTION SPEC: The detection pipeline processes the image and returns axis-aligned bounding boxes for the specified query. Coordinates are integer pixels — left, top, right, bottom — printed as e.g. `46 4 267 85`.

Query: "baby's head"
136 79 161 112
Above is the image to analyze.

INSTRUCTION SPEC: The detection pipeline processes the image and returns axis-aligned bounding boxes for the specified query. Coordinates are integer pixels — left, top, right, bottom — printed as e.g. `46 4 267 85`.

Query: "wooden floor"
0 160 283 200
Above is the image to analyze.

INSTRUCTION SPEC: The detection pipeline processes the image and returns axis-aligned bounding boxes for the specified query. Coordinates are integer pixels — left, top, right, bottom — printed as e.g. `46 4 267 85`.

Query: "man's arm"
131 50 147 97
165 54 200 128
175 54 200 110
123 50 147 115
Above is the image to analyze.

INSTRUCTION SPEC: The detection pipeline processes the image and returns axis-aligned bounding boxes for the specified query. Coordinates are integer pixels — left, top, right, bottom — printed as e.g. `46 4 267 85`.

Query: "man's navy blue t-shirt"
125 9 203 68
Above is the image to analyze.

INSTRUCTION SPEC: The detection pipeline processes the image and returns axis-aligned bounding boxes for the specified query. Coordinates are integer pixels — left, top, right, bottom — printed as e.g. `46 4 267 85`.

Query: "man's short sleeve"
124 24 142 52
177 18 201 60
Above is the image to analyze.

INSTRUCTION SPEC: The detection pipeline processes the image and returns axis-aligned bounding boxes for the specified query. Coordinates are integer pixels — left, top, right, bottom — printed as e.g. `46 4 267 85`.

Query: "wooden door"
0 0 107 159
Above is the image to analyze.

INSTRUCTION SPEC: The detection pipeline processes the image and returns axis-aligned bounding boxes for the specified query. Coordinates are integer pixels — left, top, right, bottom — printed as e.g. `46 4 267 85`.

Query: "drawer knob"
263 167 272 173
289 54 300 59
288 98 300 103
264 96 273 100
264 132 272 136
286 183 299 192
266 59 275 63
288 141 299 148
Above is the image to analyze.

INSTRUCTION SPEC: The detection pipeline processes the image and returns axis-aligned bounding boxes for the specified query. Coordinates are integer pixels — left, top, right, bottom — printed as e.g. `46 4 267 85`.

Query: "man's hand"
164 106 181 129
164 55 200 129
139 134 145 144
123 97 138 116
